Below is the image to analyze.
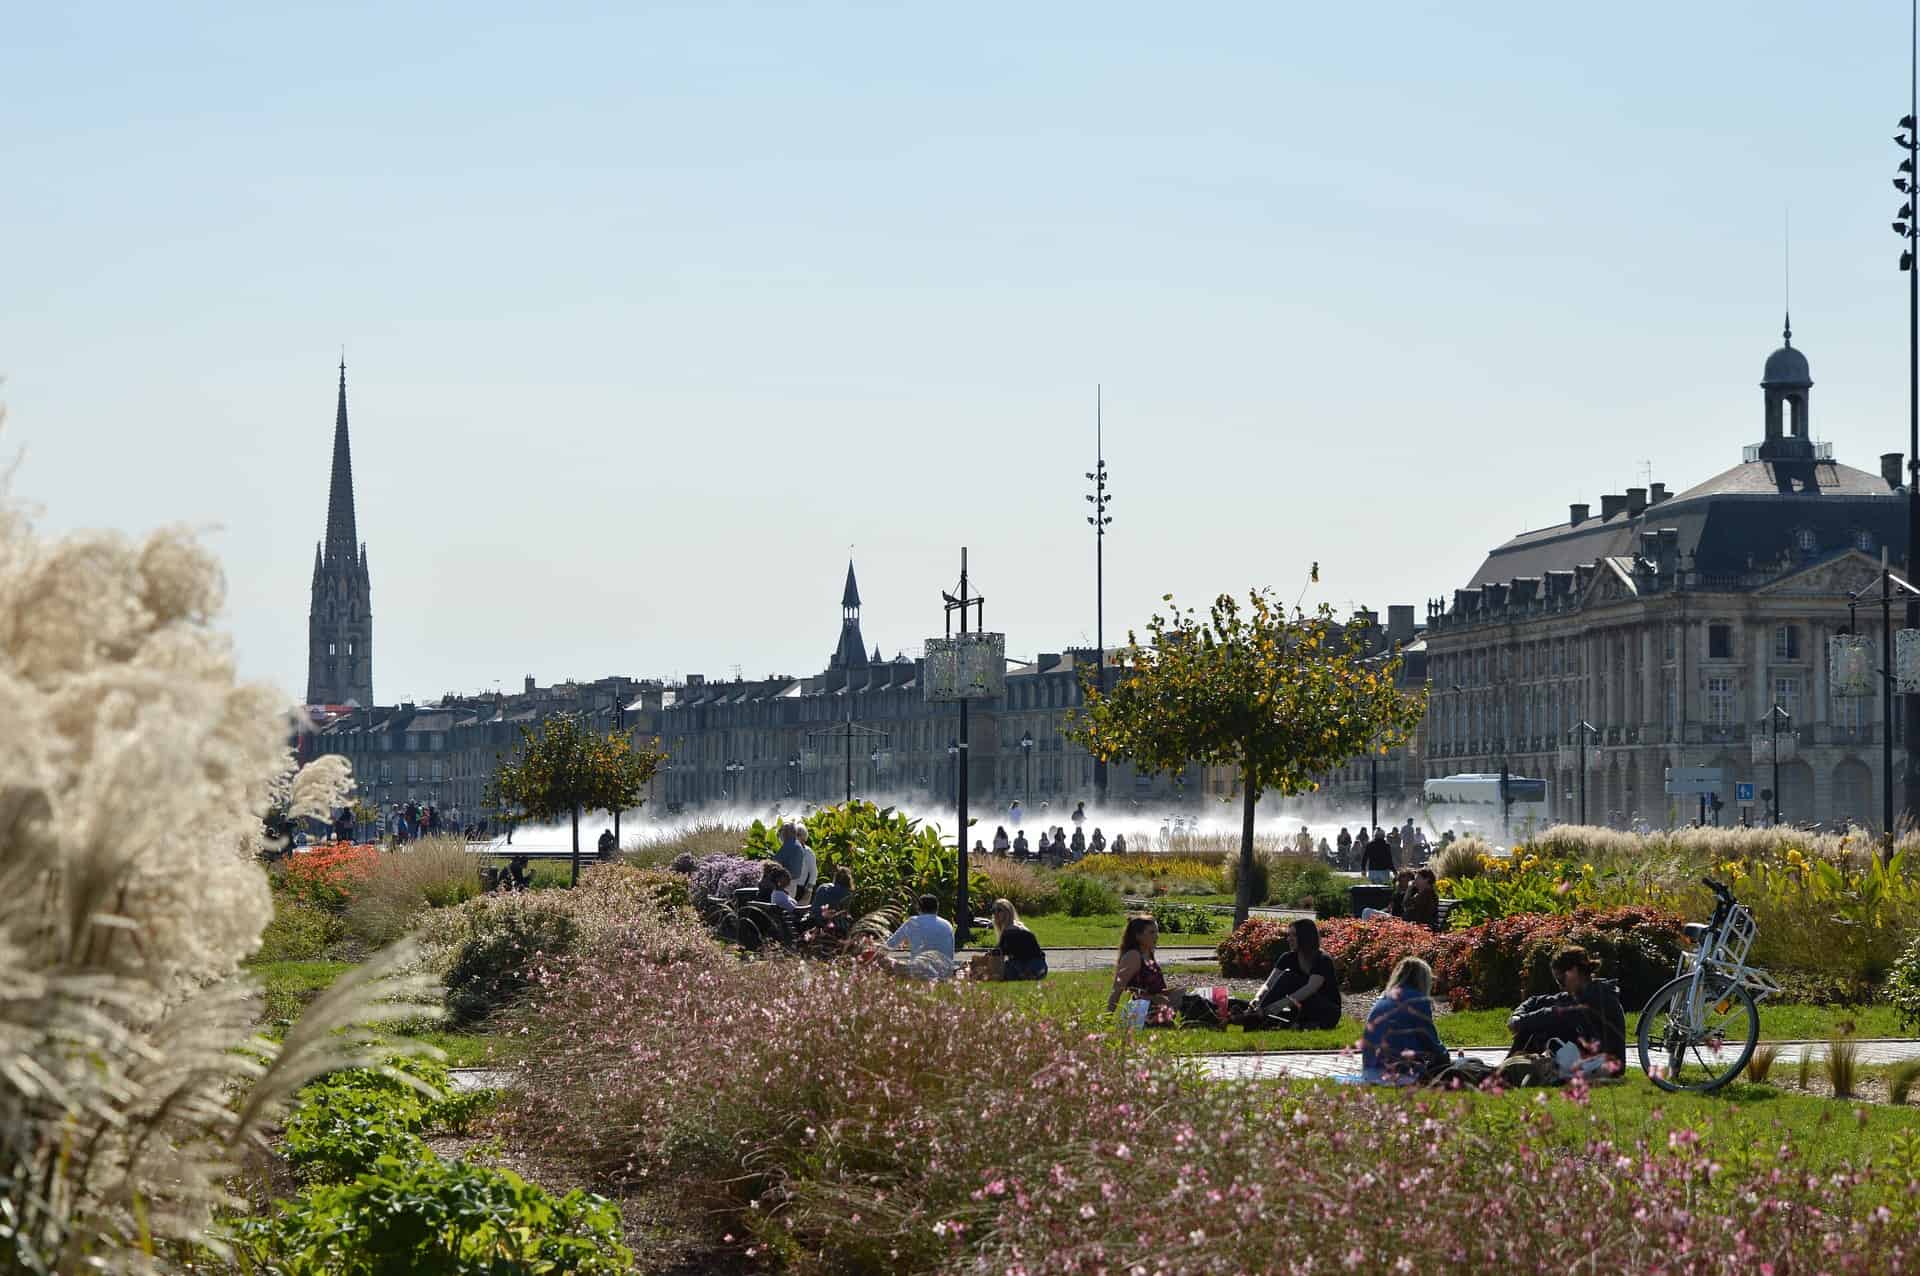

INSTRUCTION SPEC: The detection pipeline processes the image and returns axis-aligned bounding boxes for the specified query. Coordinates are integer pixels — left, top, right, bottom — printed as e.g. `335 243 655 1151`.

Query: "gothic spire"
323 359 358 563
841 560 861 610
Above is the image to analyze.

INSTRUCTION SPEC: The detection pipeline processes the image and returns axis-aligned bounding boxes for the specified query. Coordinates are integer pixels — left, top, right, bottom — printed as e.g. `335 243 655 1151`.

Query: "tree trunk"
1235 765 1257 929
570 804 581 888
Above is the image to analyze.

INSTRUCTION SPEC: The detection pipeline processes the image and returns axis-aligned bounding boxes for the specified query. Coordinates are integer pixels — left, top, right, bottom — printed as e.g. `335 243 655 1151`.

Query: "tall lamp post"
1020 730 1034 805
786 753 799 797
1572 719 1600 825
1764 705 1792 827
928 549 1001 944
1896 33 1920 827
947 739 960 806
1085 386 1113 804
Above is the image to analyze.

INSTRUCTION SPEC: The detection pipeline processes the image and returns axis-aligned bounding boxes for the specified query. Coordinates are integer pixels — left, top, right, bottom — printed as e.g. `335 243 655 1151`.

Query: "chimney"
1650 482 1669 504
1387 604 1415 644
1569 503 1589 525
1600 494 1628 518
1883 452 1904 489
1626 487 1648 515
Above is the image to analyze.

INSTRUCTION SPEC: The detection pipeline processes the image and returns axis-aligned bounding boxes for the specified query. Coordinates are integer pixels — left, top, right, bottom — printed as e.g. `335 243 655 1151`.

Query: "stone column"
1811 620 1828 726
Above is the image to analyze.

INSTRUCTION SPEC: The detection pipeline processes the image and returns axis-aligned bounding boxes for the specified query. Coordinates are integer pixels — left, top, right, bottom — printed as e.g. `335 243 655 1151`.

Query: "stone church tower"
305 360 373 706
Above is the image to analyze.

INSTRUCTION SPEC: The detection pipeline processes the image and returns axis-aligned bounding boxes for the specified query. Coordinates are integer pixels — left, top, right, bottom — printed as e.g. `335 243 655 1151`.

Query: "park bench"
1434 897 1459 932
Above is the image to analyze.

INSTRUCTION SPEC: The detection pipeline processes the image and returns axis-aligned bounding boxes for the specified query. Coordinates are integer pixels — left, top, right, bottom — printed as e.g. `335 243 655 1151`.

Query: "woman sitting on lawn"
1237 918 1341 1031
1507 945 1627 1067
1360 957 1450 1082
986 898 1048 980
1106 915 1171 1015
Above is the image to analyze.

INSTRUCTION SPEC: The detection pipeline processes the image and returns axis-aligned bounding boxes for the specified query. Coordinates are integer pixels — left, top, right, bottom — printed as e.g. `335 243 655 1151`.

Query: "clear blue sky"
3 3 1913 703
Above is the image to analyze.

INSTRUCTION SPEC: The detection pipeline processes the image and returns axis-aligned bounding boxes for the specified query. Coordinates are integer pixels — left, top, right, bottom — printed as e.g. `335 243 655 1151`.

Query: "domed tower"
1759 314 1814 460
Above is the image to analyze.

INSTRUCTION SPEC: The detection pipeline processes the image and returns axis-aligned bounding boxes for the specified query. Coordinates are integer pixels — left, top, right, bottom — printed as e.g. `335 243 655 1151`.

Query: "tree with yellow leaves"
489 715 664 885
1071 589 1427 925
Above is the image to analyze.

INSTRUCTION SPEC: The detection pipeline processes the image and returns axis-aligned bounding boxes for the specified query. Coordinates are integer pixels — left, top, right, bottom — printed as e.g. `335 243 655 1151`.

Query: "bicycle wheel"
1638 974 1759 1093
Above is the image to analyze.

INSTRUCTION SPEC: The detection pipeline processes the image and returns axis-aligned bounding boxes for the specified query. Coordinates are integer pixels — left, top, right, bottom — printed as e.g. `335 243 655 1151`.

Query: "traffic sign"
1735 782 1755 804
1664 766 1723 797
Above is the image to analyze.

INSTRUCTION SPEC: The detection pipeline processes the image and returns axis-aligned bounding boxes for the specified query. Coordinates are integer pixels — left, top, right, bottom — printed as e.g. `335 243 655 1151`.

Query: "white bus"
1422 773 1550 845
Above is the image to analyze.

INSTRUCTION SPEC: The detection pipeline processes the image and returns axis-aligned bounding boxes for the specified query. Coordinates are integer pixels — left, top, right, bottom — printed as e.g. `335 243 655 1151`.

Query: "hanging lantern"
1898 629 1920 694
923 632 1008 702
1829 634 1874 697
1752 733 1798 764
1556 746 1578 769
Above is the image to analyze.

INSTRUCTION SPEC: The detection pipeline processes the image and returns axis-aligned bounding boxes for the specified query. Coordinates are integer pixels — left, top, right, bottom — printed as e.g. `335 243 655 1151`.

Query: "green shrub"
256 897 343 962
1224 852 1271 906
282 1057 484 1184
1057 874 1122 917
742 801 966 915
1266 856 1350 917
1148 900 1218 936
230 1153 632 1275
1891 931 1920 1035
444 901 579 1027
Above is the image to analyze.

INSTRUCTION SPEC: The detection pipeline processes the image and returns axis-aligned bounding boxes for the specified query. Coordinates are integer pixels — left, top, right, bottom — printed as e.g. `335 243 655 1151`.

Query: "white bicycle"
1637 876 1780 1093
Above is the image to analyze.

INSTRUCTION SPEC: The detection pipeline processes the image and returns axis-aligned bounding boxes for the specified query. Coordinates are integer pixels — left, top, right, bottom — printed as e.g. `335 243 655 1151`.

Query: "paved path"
954 945 1216 972
1195 1038 1920 1082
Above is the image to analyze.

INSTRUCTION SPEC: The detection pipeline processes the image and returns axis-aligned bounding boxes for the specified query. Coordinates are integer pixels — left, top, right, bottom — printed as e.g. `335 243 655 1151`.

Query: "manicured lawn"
974 968 1918 1058
1017 912 1225 950
245 958 498 1067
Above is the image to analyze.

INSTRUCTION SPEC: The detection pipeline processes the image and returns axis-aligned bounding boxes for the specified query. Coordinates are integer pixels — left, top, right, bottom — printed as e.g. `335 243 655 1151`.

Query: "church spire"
323 359 358 563
842 560 861 610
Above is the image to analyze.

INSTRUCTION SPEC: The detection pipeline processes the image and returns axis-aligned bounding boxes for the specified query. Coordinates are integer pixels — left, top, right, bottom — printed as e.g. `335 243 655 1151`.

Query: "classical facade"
1422 322 1908 829
652 563 1209 815
306 361 373 707
1313 605 1431 820
309 674 661 827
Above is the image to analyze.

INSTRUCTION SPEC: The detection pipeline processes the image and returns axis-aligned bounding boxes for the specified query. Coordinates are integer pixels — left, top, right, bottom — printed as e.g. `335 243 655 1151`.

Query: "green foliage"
488 716 663 872
282 1057 485 1184
257 894 344 962
444 902 580 1027
1068 587 1427 922
742 800 981 916
1148 900 1218 935
1223 852 1270 908
231 1153 632 1275
1056 873 1122 917
1266 855 1350 917
1891 931 1920 1035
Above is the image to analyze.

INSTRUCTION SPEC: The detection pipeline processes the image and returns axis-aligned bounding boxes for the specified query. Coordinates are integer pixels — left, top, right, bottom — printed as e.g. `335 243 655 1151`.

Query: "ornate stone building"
306 361 373 706
652 563 1208 815
1423 322 1908 828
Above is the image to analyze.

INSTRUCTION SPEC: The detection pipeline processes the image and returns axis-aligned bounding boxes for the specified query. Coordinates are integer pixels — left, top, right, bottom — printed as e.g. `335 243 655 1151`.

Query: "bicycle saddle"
1682 922 1711 943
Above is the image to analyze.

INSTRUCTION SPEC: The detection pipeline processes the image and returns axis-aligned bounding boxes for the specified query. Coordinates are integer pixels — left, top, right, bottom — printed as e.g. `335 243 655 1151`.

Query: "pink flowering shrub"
685 852 767 903
500 932 1920 1276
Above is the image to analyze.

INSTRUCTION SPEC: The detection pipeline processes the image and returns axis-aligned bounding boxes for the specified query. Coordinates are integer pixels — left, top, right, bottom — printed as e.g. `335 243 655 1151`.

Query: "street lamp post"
786 753 799 797
947 739 960 806
1020 730 1034 805
1765 705 1792 826
1895 40 1920 828
1085 386 1113 804
1571 719 1600 825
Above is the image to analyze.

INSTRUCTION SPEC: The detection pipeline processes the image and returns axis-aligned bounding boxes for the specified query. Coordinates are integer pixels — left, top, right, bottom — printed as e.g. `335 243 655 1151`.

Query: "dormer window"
1856 529 1875 552
1795 528 1818 553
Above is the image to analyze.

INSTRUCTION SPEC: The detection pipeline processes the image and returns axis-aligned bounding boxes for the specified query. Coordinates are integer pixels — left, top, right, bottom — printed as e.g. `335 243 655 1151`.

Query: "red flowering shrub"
1217 906 1684 1007
281 842 380 912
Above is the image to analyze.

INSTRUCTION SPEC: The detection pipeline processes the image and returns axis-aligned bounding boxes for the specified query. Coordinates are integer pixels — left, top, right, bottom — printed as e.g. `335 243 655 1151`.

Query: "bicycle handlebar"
1701 876 1735 903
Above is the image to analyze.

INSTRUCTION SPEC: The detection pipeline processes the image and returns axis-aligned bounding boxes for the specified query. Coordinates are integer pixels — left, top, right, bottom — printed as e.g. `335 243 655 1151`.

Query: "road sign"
1735 782 1755 804
1664 765 1723 797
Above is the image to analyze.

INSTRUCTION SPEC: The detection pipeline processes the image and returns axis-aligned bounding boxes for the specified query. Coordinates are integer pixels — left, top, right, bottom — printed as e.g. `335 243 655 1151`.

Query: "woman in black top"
1239 918 1341 1030
988 899 1048 980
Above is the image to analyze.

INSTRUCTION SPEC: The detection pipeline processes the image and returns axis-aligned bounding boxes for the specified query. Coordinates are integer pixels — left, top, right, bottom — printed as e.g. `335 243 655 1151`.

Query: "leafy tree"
1071 589 1427 925
488 716 664 885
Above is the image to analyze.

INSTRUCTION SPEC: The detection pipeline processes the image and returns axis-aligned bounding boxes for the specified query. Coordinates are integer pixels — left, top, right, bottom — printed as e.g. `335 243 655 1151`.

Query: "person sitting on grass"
1235 918 1341 1031
1402 867 1441 930
1360 957 1450 1082
984 898 1048 980
872 894 955 980
1106 915 1172 1018
501 854 531 891
1507 945 1627 1067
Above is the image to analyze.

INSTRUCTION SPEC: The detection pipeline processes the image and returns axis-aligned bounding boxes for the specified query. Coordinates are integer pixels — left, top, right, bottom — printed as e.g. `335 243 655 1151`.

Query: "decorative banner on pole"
924 633 1008 702
1751 734 1798 764
1828 634 1874 698
1898 629 1920 694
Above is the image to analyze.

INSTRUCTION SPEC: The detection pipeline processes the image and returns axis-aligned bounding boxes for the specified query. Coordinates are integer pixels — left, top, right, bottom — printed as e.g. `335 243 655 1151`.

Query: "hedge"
1216 906 1686 1008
